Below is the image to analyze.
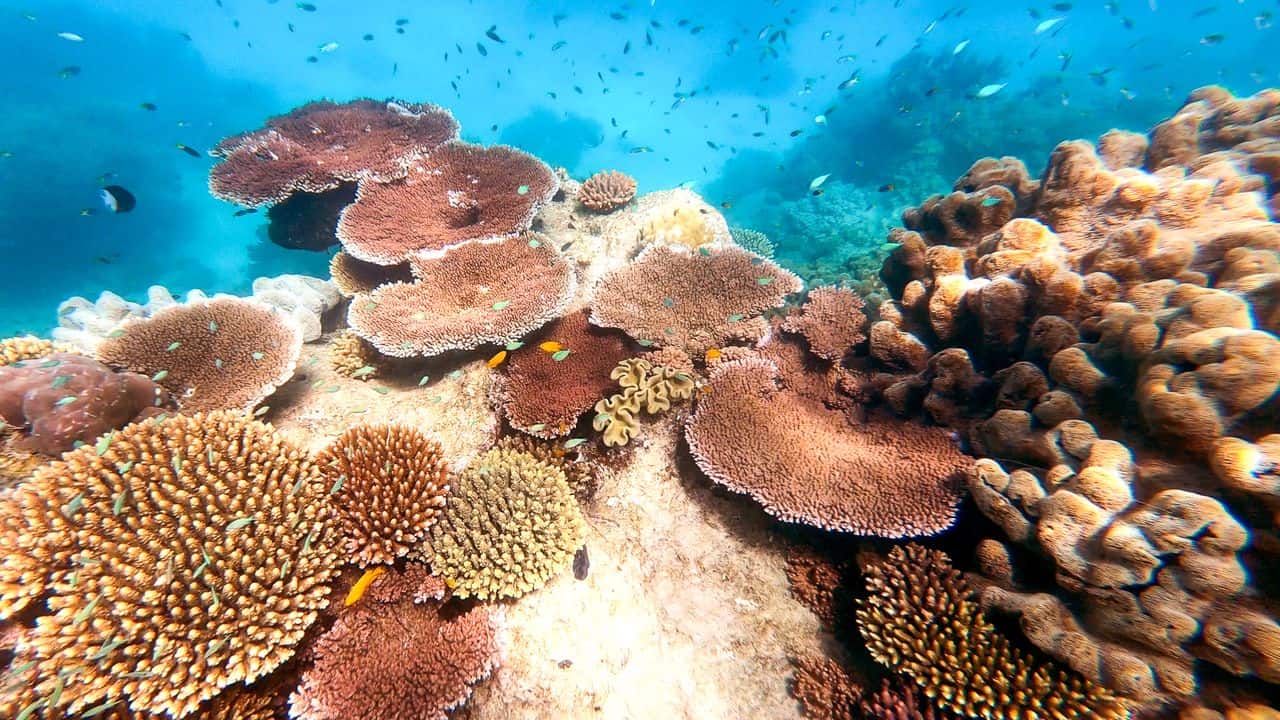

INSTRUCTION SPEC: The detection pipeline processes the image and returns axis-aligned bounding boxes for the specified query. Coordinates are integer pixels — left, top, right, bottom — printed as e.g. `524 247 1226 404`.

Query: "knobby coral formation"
636 190 732 249
328 330 382 381
347 234 576 358
856 544 1127 720
686 358 968 536
578 169 637 212
589 244 803 355
592 357 696 447
0 336 59 367
421 447 585 600
730 226 777 258
96 297 302 413
495 434 598 502
0 411 340 718
781 287 869 362
315 424 450 566
0 353 172 455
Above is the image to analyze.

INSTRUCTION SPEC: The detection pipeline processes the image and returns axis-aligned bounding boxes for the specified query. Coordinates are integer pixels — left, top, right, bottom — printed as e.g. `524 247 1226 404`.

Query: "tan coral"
328 251 412 297
781 287 868 362
591 357 695 447
0 336 60 367
636 189 731 249
578 170 637 212
329 330 382 381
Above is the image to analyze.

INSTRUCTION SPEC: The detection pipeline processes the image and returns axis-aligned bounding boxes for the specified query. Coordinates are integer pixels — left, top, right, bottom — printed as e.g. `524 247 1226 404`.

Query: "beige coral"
636 189 731 249
592 357 695 447
578 169 637 212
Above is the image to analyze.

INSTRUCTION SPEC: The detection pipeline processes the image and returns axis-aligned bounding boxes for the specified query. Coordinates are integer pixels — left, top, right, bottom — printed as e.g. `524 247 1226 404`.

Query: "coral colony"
0 88 1277 720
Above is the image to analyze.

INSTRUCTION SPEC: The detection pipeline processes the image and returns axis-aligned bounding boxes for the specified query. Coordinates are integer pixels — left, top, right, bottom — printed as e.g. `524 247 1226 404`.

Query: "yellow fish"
704 348 722 362
344 567 386 607
538 341 563 353
487 350 508 368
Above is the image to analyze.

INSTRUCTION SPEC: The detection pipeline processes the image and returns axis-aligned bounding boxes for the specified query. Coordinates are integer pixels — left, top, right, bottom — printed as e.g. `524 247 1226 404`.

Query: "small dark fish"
1051 2 1072 10
100 185 136 213
875 34 887 47
362 33 373 41
476 41 487 56
623 40 630 54
175 143 201 158
287 22 294 32
560 240 574 252
553 13 566 27
573 545 589 580
552 40 566 51
233 208 257 217
396 27 404 34
395 17 409 25
609 11 626 20
1200 34 1225 46
58 65 80 79
706 140 719 149
789 129 803 137
140 102 157 111
878 183 895 192
305 55 318 63
486 25 504 43
295 1 316 10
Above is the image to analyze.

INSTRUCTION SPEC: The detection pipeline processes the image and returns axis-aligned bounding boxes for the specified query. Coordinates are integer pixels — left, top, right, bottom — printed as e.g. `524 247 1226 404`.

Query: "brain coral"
0 411 339 718
856 544 1126 720
96 297 302 413
491 309 636 438
422 447 585 600
684 358 968 536
337 141 559 265
316 424 450 566
0 353 173 456
781 287 868 362
578 169 637 212
592 357 696 447
209 99 459 207
288 565 499 720
589 244 803 355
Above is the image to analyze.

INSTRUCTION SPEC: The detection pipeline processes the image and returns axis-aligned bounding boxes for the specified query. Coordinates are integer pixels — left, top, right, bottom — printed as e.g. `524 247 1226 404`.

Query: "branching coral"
729 227 776 258
337 141 559 265
316 424 450 566
685 358 968 536
96 297 302 413
589 244 802 355
347 234 576 358
856 544 1127 720
578 169 637 212
790 655 860 720
495 434 598 503
0 353 172 455
421 447 585 600
328 330 382 381
0 411 339 718
0 336 60 367
781 287 868 362
592 357 696 447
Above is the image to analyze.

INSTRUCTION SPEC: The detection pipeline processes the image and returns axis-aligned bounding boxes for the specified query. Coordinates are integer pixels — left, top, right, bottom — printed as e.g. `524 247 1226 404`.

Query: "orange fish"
344 567 386 606
487 350 508 368
538 341 563 353
704 348 722 362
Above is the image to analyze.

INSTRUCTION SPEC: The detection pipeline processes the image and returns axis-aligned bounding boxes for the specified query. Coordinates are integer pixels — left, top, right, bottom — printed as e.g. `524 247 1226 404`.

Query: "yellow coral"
639 195 728 249
329 330 381 381
592 358 696 447
0 336 60 367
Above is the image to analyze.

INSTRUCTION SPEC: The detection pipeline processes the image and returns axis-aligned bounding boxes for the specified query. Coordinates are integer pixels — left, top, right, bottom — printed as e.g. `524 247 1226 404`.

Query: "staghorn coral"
490 309 636 439
347 234 576 358
685 358 968 536
288 565 498 720
0 353 172 456
856 544 1127 720
328 330 382 381
637 190 732 250
337 141 559 265
421 447 585 600
592 357 696 447
578 169 637 212
0 336 60 367
0 411 339 718
315 424 450 566
96 297 302 413
328 250 413 297
781 287 868 362
495 434 598 503
860 677 961 720
729 226 776 258
209 99 459 207
589 244 802 356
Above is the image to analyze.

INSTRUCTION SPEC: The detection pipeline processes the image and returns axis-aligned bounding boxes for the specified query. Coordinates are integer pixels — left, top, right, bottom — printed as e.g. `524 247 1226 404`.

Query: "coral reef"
328 329 382 380
209 99 459 207
686 358 968 536
729 226 776 258
781 287 868 362
0 336 60 366
337 141 559 265
0 411 339 718
347 234 576 358
592 357 696 447
636 189 732 249
578 169 637 212
784 545 846 628
491 309 636 438
421 447 585 600
0 353 172 456
589 244 802 355
315 424 450 566
247 275 342 343
96 296 302 413
856 544 1126 720
495 433 598 502
329 250 414 297
790 655 860 720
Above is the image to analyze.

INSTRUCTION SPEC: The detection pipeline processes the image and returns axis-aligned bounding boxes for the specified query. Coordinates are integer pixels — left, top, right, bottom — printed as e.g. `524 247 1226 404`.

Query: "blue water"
2 0 1274 336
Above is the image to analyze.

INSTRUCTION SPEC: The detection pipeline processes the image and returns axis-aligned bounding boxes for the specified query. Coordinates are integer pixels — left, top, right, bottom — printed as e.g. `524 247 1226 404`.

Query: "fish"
486 26 504 43
838 71 860 90
539 341 563 353
878 183 895 192
1199 34 1224 46
344 567 385 606
363 33 374 41
629 146 653 154
295 2 316 10
1035 17 1065 34
99 185 136 213
705 348 722 363
551 40 567 51
57 32 85 42
809 174 830 191
953 40 969 55
976 83 1006 98
318 41 339 52
573 545 589 580
876 34 887 47
476 42 487 56
140 102 157 111
486 350 508 368
233 208 257 217
58 66 80 79
175 144 201 158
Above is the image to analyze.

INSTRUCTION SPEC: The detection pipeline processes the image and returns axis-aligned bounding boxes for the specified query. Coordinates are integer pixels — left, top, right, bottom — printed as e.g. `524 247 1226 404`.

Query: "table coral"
328 250 413 297
96 297 302 413
781 287 868 362
578 169 637 212
592 357 695 447
0 412 339 718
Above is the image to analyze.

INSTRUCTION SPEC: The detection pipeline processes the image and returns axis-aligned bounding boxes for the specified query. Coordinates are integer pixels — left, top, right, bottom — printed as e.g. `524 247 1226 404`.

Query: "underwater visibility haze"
0 0 1278 718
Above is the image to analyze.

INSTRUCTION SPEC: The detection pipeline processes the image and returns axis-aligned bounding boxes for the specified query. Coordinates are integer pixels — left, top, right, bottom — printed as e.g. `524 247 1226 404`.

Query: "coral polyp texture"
0 411 340 718
781 287 868 362
421 447 585 600
347 234 576 357
336 141 559 265
491 309 636 438
636 189 733 250
588 244 802 355
208 99 459 207
0 353 172 455
729 226 776 258
315 424 450 566
288 565 499 720
856 544 1127 720
494 433 598 502
328 250 413 297
0 335 60 366
686 358 968 536
578 169 637 212
328 329 381 380
95 296 302 413
592 357 696 447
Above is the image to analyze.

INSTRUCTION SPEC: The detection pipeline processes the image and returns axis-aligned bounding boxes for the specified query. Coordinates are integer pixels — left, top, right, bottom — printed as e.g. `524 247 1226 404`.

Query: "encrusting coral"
856 544 1127 720
0 411 340 718
420 447 585 600
315 424 450 567
347 234 576 358
592 357 696 447
578 169 637 212
96 296 302 413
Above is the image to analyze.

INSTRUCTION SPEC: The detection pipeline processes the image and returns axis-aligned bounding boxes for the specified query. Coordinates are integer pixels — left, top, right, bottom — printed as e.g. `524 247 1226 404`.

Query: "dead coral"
592 357 696 447
578 169 637 212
